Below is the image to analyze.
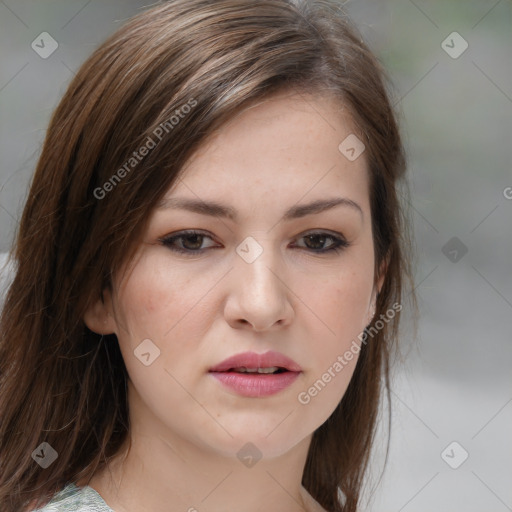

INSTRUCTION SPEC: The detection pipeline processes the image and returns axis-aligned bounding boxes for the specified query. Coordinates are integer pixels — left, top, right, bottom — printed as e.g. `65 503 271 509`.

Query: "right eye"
159 230 219 255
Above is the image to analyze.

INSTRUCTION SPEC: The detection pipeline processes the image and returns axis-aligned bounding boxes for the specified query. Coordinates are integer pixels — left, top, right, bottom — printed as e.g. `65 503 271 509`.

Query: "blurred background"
0 1 511 511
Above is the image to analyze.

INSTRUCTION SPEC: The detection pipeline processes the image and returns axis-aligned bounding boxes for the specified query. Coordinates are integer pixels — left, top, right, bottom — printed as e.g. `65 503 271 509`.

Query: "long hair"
0 1 413 510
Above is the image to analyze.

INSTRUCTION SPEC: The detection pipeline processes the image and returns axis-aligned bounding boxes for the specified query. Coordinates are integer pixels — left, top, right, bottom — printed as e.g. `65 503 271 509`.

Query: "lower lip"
209 371 300 397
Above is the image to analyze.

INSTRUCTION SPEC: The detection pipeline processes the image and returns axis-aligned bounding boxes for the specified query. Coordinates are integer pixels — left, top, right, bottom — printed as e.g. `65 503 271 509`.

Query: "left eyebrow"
156 196 364 221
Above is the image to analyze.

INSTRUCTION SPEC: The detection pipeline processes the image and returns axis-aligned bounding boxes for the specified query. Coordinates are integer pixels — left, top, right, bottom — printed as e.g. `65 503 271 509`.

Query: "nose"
223 239 294 332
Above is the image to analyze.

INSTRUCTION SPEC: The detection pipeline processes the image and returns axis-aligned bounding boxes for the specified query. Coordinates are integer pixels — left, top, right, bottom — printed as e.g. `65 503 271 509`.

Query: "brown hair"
0 1 413 510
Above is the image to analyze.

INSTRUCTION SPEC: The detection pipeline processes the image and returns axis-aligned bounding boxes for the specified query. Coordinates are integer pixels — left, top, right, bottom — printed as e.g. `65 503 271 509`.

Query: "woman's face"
90 90 381 460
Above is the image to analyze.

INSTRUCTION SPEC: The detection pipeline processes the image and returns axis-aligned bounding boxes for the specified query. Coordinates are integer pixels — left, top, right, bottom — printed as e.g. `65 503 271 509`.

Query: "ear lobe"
83 289 116 335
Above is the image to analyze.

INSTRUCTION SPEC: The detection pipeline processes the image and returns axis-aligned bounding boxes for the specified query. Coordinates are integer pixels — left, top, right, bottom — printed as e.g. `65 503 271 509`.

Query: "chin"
203 423 309 461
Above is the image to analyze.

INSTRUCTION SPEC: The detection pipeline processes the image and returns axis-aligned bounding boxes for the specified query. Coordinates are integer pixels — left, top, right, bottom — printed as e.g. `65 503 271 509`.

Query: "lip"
208 350 302 398
209 350 302 373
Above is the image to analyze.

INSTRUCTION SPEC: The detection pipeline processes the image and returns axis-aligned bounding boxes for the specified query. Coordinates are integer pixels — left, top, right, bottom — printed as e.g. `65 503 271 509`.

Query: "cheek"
112 261 210 412
115 259 205 340
112 256 223 384
299 268 373 342
293 260 373 406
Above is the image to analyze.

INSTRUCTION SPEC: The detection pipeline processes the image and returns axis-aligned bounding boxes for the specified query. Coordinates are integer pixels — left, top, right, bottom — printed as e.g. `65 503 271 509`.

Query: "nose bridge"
227 234 292 330
234 234 281 294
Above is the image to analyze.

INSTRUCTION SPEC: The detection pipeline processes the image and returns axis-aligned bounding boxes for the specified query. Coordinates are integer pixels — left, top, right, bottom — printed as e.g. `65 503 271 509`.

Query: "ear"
375 257 387 295
367 256 389 324
83 288 117 335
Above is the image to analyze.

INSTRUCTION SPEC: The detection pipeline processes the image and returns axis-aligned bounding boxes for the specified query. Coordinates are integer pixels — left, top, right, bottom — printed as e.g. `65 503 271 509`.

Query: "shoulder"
31 482 114 512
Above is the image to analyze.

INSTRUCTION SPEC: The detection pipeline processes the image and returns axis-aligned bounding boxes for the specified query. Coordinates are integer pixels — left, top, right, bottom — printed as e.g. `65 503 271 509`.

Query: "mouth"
209 350 302 373
208 351 302 397
218 366 289 374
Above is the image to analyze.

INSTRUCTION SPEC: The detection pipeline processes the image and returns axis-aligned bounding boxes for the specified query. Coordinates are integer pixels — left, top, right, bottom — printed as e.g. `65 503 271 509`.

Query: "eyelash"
159 230 350 256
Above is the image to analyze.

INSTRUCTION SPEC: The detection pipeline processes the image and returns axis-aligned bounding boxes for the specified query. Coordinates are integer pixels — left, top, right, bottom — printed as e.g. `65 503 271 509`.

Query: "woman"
0 1 414 510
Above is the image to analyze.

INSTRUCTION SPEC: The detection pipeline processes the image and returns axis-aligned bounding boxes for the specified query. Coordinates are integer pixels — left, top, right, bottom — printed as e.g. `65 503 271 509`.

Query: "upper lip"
209 350 302 372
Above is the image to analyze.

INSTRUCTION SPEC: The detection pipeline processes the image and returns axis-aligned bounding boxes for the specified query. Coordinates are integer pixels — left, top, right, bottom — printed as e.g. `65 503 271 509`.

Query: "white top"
32 483 113 511
33 482 331 511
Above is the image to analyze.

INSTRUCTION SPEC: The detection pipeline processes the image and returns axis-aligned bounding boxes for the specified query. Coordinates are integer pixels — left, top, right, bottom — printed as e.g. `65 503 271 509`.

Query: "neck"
83 382 326 512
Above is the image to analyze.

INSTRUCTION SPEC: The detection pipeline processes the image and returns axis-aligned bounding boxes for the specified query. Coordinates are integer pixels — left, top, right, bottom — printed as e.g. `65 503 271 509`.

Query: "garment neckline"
68 481 327 512
68 482 113 510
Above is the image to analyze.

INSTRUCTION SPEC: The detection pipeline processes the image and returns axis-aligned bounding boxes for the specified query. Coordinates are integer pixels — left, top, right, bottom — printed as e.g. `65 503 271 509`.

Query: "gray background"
0 1 511 511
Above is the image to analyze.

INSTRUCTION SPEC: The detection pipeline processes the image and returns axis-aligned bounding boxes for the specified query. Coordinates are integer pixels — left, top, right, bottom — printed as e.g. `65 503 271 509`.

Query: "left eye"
293 232 349 252
160 230 349 255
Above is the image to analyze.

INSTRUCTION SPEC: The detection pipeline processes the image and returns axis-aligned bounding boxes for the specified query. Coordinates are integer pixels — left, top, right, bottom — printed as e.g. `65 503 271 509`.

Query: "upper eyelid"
162 228 347 241
163 230 218 244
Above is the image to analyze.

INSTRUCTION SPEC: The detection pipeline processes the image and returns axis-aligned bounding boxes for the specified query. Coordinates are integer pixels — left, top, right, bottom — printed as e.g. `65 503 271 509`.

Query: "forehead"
165 90 370 217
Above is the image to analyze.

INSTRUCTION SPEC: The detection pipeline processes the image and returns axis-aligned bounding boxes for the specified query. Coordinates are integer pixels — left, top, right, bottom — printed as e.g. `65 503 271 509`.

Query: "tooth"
235 367 259 373
257 367 279 374
234 366 280 374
